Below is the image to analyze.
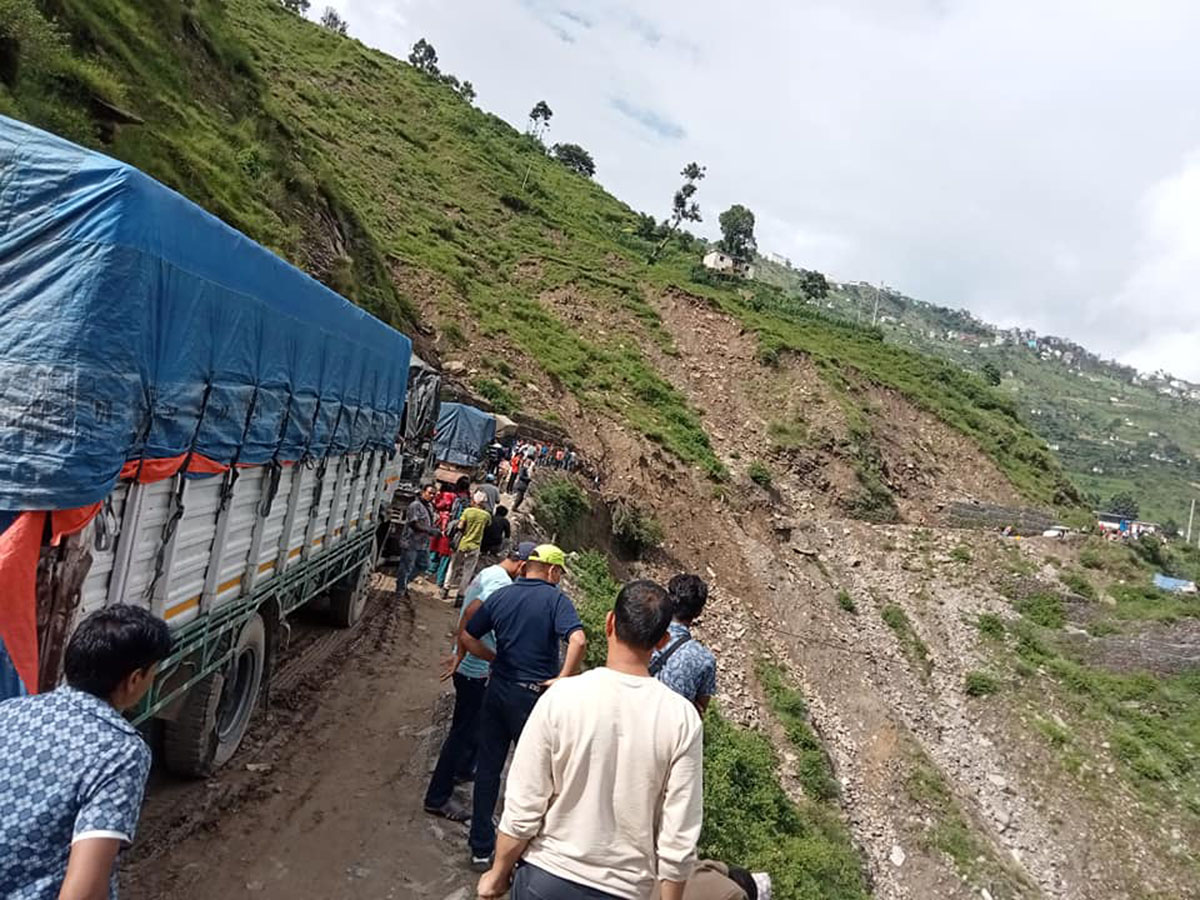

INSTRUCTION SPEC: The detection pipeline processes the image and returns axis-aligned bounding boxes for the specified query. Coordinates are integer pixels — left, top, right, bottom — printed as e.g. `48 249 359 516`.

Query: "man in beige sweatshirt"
477 580 704 900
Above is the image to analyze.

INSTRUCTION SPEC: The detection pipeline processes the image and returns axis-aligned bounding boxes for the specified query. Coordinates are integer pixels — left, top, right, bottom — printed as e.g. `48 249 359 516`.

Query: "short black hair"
455 475 471 490
64 605 173 698
495 505 508 517
668 574 709 623
613 580 673 651
726 867 757 900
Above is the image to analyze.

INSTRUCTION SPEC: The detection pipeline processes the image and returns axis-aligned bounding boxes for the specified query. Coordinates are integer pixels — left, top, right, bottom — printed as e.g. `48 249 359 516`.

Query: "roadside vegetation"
982 536 1200 827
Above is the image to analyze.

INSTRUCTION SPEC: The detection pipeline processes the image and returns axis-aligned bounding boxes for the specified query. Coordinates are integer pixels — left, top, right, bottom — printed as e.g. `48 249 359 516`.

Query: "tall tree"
408 37 439 76
717 204 756 260
280 0 310 13
319 6 347 34
1108 492 1140 518
551 143 596 177
649 162 705 263
458 80 476 103
528 100 553 141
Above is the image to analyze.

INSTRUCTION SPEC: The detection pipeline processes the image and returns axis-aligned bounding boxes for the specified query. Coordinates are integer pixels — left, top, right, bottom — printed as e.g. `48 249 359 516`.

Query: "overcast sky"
315 0 1200 380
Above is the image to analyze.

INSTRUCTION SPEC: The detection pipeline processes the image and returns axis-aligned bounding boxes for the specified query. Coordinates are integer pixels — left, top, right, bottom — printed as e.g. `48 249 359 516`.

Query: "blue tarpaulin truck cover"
433 403 496 467
0 115 413 511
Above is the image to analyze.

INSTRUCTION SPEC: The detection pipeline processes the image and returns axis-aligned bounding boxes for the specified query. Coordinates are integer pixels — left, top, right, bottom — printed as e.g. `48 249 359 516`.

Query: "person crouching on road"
423 542 537 822
442 491 491 607
477 579 703 900
458 545 586 873
0 605 172 900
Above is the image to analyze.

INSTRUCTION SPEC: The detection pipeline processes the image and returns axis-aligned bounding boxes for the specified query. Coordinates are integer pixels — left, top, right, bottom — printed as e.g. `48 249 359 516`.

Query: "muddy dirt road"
121 575 477 900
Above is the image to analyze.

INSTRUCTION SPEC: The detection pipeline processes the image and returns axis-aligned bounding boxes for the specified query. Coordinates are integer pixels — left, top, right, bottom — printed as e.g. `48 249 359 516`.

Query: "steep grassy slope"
3 0 1075 510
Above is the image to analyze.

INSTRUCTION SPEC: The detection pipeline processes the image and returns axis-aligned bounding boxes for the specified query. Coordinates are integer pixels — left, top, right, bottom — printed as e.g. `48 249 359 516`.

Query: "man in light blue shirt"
423 542 536 821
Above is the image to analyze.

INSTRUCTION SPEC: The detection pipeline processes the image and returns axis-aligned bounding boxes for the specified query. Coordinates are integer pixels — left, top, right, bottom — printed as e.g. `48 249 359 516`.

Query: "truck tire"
329 558 371 628
163 614 266 777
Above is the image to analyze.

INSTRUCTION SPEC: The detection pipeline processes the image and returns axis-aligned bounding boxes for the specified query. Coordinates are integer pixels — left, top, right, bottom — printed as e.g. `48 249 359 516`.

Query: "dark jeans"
470 677 541 856
512 863 621 899
424 672 488 809
396 547 424 592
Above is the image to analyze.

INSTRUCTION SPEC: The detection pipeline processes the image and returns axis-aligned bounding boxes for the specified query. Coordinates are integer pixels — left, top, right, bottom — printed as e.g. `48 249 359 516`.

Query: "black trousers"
424 672 488 809
469 676 540 856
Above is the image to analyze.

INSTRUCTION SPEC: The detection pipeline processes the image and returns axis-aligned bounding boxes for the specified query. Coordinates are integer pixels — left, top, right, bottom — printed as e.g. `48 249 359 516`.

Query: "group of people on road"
419 521 772 900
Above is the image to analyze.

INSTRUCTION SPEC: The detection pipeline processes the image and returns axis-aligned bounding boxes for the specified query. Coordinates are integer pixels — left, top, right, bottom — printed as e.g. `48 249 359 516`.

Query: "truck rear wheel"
163 613 266 777
329 558 371 628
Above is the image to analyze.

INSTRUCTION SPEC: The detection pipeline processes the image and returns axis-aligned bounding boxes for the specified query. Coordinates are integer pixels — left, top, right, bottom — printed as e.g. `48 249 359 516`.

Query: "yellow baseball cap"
528 543 567 568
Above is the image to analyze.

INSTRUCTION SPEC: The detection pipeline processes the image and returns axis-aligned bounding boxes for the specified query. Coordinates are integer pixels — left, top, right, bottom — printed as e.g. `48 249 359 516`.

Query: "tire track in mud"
129 573 413 868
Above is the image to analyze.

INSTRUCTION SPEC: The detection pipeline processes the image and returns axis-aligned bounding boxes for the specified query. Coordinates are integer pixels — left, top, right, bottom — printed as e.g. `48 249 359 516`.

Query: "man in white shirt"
477 580 704 900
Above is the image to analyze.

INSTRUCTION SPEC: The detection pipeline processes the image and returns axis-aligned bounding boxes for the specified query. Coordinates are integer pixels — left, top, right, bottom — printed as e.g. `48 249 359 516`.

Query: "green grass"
702 708 870 900
964 670 1002 697
748 460 773 487
904 755 1029 898
1060 570 1096 600
950 544 973 563
473 377 520 415
610 501 664 557
975 612 1007 639
881 604 932 676
534 476 590 540
836 590 856 614
568 549 619 671
1016 591 1065 629
757 661 840 802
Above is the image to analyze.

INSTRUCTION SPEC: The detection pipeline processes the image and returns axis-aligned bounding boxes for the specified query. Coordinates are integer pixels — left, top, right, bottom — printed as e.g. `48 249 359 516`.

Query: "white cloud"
315 0 1200 379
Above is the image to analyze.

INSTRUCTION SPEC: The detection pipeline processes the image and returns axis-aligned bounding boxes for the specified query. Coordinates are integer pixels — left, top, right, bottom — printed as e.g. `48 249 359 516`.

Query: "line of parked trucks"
0 116 505 775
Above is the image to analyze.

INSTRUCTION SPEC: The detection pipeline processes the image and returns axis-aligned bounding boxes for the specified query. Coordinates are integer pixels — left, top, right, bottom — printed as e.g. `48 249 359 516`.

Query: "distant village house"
702 249 754 279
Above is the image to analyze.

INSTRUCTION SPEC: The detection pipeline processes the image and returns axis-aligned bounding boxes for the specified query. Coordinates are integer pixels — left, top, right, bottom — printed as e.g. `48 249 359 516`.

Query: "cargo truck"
0 116 419 776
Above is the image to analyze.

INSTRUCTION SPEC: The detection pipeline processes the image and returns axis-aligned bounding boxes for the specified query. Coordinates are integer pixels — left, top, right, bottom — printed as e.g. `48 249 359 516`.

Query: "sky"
312 0 1200 380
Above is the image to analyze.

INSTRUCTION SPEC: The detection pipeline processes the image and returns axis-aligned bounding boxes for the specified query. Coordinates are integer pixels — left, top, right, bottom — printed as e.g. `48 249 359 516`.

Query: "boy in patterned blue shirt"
651 575 718 715
0 605 171 899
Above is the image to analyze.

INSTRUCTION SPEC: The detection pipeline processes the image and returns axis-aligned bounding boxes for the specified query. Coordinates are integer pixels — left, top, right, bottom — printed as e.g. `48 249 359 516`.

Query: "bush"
1079 548 1104 570
964 671 1002 697
748 460 773 487
702 710 870 900
569 549 619 670
975 613 1006 639
1017 592 1065 629
950 545 972 563
1061 571 1096 601
611 501 664 557
534 476 590 537
473 377 520 415
836 590 856 613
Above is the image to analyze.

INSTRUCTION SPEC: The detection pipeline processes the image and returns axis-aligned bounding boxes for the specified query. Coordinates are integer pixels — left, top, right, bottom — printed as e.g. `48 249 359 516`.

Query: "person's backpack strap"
649 634 692 676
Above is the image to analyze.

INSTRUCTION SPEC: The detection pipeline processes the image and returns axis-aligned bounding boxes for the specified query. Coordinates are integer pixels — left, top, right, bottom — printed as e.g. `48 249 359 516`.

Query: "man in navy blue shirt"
460 544 586 871
0 605 172 899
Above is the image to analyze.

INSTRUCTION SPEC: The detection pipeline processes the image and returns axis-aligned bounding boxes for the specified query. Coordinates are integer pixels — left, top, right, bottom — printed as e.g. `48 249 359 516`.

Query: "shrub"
702 709 870 900
1017 592 1065 629
748 460 772 487
611 501 664 556
1061 571 1096 601
964 671 1001 697
473 377 520 415
1079 548 1104 570
975 613 1006 639
440 320 467 348
569 549 618 670
950 545 972 563
836 590 856 613
757 661 841 803
534 476 590 537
